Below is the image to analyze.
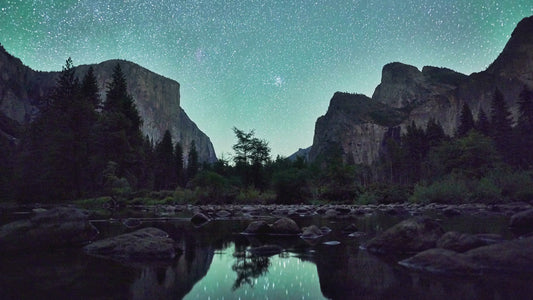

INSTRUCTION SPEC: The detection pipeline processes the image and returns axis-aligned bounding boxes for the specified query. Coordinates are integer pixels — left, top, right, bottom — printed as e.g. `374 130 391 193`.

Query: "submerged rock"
190 213 210 226
122 218 142 228
341 223 358 234
0 207 98 252
363 217 444 254
215 210 231 218
301 225 323 239
436 231 487 253
400 236 533 275
322 241 341 246
399 248 481 275
320 226 332 235
84 227 178 262
465 236 533 273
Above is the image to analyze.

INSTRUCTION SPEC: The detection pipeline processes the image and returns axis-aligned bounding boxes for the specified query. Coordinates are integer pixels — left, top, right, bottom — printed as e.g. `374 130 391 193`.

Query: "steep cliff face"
372 62 467 109
308 92 405 164
310 15 533 165
0 47 216 162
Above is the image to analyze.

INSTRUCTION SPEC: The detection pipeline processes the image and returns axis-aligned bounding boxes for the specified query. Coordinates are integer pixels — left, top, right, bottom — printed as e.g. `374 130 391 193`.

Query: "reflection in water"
129 246 214 300
231 246 271 290
1 213 533 299
184 243 326 300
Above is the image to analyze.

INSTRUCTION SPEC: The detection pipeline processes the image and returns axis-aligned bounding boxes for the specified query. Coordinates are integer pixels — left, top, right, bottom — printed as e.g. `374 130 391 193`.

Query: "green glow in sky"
1 1 531 156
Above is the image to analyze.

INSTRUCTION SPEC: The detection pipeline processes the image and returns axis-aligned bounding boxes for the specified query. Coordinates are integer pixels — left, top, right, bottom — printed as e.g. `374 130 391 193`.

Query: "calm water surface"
1 209 532 299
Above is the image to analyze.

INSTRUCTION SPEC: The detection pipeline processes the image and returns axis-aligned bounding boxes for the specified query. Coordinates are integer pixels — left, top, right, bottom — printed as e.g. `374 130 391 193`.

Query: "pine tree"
517 85 533 167
95 63 145 190
174 141 184 187
456 102 474 137
187 141 199 182
154 130 176 190
426 118 446 147
402 121 427 183
490 88 513 159
16 58 99 201
81 66 100 109
517 85 533 132
475 108 490 136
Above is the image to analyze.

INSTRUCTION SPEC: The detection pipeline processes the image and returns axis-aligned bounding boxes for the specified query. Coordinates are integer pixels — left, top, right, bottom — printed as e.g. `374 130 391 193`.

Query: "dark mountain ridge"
309 15 533 165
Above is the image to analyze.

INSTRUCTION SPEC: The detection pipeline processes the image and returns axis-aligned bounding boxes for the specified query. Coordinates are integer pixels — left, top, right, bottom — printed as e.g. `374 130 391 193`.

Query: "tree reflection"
231 250 271 290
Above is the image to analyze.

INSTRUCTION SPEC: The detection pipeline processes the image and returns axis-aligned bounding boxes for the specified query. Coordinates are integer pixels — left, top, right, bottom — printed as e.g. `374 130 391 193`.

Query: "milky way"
1 1 531 157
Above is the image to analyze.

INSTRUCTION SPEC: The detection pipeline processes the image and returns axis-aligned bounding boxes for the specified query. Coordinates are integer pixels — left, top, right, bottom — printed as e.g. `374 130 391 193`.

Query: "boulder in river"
464 236 533 273
436 231 487 253
400 236 533 275
0 207 98 252
399 248 481 275
84 227 178 262
363 217 444 254
301 225 324 239
270 217 301 235
190 213 210 226
243 221 272 235
509 209 533 234
242 217 301 235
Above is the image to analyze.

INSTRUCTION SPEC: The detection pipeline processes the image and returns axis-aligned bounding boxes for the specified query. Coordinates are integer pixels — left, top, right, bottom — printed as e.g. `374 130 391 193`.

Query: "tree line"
1 57 532 205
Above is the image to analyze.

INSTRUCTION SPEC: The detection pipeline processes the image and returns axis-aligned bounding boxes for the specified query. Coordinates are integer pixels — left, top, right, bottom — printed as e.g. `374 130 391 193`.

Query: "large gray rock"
436 231 487 253
84 227 178 262
363 217 444 254
270 217 301 235
399 248 481 275
0 207 98 252
464 236 533 273
400 236 533 274
509 209 533 233
190 213 210 226
242 218 301 235
300 225 323 239
243 220 271 235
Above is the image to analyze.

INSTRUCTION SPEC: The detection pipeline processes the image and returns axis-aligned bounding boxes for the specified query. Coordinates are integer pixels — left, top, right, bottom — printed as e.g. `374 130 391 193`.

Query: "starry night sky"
1 1 532 157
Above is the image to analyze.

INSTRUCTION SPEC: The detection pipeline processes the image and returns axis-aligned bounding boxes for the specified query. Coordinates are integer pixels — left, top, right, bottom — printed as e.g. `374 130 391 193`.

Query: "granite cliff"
309 15 533 165
0 45 216 163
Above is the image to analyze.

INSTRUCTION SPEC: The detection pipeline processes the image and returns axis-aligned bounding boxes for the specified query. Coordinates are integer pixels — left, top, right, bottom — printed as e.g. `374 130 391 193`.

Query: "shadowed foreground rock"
243 221 272 235
0 207 98 252
399 248 481 275
400 236 533 274
301 225 324 239
190 213 210 226
436 231 489 252
509 209 533 234
363 217 444 254
84 227 179 262
271 217 301 235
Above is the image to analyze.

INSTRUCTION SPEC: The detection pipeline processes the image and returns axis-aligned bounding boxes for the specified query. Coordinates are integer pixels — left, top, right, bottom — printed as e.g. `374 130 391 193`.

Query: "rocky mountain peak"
486 15 533 83
372 62 466 109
